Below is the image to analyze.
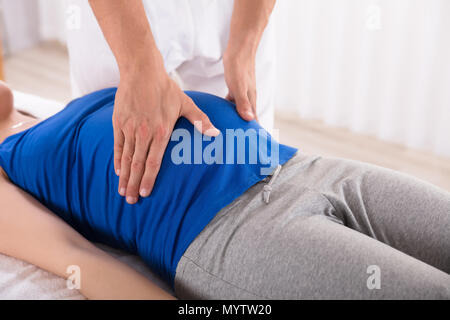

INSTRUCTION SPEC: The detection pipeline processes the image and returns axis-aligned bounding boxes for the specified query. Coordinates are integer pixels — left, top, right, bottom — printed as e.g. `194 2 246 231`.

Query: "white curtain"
274 0 450 158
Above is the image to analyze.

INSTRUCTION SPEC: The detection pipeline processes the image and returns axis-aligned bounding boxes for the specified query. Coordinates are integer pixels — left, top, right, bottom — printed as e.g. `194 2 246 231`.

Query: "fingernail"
140 188 149 197
126 196 137 204
116 168 120 176
119 187 126 196
246 111 255 119
205 128 221 137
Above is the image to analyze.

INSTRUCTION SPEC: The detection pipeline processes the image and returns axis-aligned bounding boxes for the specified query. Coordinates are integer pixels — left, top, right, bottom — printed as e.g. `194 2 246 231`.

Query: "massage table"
0 91 174 299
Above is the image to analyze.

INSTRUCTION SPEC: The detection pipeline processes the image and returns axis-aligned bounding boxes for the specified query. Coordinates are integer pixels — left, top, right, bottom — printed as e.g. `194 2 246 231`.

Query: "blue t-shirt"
0 88 297 287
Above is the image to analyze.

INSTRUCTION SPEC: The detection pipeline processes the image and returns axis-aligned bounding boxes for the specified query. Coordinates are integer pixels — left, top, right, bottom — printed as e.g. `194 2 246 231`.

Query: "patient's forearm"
63 244 175 300
0 175 174 300
88 0 165 77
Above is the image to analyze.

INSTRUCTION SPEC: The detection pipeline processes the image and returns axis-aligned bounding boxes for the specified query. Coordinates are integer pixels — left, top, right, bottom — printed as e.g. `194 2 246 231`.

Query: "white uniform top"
66 0 275 130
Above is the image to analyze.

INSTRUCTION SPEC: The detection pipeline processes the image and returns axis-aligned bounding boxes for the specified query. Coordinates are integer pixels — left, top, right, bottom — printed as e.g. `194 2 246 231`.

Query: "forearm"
0 179 174 300
65 245 175 300
88 0 165 79
226 0 276 58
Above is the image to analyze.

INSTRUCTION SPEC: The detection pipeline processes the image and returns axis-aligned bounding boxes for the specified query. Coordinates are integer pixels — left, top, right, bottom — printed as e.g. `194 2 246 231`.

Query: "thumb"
235 91 255 122
181 98 220 137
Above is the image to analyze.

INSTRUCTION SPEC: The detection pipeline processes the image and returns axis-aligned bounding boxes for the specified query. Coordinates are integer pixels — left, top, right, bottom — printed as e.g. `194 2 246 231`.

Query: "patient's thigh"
175 184 450 299
300 156 450 274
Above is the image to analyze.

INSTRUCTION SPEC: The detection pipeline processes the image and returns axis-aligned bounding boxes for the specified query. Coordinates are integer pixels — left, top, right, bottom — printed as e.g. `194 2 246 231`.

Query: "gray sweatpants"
174 153 450 299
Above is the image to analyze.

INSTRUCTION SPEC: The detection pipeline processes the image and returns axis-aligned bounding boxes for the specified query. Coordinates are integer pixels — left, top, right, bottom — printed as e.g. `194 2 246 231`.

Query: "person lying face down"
0 81 449 300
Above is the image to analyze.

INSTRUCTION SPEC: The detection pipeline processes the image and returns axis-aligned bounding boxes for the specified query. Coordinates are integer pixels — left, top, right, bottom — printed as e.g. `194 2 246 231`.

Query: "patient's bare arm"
0 170 175 300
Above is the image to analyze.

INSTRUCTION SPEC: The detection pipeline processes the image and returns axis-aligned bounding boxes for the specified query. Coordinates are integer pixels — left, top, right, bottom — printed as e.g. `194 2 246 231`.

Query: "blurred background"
0 0 449 190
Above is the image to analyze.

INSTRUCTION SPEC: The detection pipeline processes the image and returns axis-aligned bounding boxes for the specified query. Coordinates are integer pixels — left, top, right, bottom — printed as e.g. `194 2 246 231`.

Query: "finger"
226 92 235 102
113 120 125 176
181 97 220 137
139 127 169 197
248 89 258 122
125 126 151 204
235 90 255 122
118 129 135 198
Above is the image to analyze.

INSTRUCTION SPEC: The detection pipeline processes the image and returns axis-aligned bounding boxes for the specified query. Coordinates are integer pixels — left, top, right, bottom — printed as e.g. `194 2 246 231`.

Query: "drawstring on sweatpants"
262 164 282 204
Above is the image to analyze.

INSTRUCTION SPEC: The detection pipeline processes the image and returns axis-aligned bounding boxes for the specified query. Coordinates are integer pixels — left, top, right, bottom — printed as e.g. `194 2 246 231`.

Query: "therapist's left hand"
223 50 258 123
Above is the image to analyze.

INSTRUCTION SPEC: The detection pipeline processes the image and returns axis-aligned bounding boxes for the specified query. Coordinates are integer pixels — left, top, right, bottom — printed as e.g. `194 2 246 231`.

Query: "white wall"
38 0 68 43
1 0 40 53
1 0 67 54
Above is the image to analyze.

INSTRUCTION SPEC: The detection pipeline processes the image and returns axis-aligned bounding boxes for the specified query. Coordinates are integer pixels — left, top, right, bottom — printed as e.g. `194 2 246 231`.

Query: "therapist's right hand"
113 66 220 204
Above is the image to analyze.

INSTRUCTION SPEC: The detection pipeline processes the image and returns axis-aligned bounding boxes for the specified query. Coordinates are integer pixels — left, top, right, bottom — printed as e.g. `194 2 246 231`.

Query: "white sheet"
0 91 174 299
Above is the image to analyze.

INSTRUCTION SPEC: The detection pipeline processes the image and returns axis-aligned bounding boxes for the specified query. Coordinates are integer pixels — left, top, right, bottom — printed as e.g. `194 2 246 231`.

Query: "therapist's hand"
224 0 276 123
223 50 258 122
113 67 220 204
